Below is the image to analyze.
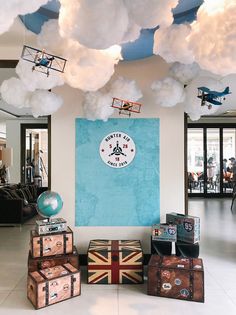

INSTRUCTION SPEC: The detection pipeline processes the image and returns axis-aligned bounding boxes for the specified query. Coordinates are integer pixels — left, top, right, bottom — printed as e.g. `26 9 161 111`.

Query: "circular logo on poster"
99 132 136 168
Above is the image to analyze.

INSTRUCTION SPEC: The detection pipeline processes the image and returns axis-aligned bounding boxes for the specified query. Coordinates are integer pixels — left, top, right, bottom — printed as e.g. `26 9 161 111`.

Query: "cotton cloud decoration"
124 0 178 29
58 0 178 50
151 77 186 108
188 0 236 76
109 76 143 101
153 24 195 64
83 76 143 121
59 0 129 50
153 0 236 77
83 92 114 122
184 76 224 121
0 77 31 108
38 20 122 92
29 90 63 118
16 59 65 92
169 62 201 85
0 0 48 35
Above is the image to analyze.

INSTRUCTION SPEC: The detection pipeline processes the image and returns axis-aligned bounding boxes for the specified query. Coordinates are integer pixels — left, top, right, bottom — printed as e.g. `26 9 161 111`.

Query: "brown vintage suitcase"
28 246 79 272
27 263 81 309
147 255 204 302
30 227 73 258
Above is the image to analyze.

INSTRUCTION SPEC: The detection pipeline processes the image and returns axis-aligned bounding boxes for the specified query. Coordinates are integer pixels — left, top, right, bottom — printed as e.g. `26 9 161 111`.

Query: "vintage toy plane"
111 97 142 117
197 86 231 109
21 45 67 77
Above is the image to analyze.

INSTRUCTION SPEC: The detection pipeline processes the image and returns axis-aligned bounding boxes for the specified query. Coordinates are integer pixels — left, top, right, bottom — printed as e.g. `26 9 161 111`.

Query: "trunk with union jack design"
87 240 143 284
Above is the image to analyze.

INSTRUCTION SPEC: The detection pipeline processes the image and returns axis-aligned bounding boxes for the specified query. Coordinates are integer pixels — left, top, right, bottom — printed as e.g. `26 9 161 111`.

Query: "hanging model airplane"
21 45 67 77
111 97 142 117
197 86 231 109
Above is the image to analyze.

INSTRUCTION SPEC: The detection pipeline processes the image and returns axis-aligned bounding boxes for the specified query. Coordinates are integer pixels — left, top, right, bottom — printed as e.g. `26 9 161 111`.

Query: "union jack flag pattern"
87 240 143 284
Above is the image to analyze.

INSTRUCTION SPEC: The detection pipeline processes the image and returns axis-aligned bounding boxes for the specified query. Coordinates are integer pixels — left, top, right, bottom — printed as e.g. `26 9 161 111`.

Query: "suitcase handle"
51 281 58 287
63 284 69 291
44 237 52 241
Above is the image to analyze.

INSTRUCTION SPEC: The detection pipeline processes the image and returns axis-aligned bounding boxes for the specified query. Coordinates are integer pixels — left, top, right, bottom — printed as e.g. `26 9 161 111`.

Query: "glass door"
206 128 220 194
21 124 48 188
188 124 236 197
187 128 204 194
222 128 236 194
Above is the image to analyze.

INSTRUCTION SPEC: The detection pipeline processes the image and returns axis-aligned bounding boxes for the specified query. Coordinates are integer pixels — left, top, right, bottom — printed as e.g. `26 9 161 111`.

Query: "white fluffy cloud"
109 76 143 101
188 0 236 76
59 0 129 50
0 77 31 108
151 77 186 107
16 59 65 92
153 24 195 64
0 0 48 35
83 76 142 121
38 20 122 92
83 91 114 122
184 76 224 121
29 90 63 118
215 74 236 115
169 62 201 85
58 0 178 50
124 0 178 28
153 0 236 76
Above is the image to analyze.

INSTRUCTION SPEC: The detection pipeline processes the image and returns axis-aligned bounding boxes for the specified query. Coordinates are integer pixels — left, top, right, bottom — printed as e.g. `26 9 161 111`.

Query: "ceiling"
20 0 203 61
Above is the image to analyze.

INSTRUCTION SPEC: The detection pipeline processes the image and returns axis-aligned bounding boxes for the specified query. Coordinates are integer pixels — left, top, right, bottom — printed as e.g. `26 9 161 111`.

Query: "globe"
37 191 63 218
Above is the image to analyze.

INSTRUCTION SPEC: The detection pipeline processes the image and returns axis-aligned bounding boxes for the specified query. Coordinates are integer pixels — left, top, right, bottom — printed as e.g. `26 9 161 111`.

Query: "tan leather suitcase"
30 227 73 258
28 246 79 272
27 263 81 309
147 255 204 302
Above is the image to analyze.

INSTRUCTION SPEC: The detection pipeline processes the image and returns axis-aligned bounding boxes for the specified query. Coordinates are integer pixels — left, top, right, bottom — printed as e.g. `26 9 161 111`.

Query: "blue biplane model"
197 86 231 109
21 45 67 77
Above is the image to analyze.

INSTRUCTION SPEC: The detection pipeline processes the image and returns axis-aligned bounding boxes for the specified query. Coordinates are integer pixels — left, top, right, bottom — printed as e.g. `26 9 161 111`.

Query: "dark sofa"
0 184 46 225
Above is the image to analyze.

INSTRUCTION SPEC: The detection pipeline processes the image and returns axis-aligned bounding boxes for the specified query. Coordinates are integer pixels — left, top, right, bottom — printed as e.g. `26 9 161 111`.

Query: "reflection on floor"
0 199 236 314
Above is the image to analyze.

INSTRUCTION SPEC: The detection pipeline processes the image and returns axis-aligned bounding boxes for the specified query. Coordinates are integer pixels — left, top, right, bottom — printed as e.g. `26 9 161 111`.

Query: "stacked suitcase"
27 218 81 309
148 212 204 302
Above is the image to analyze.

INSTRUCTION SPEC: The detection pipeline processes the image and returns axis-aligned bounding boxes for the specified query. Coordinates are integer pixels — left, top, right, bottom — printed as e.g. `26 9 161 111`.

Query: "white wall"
51 55 185 253
0 121 6 138
6 118 47 183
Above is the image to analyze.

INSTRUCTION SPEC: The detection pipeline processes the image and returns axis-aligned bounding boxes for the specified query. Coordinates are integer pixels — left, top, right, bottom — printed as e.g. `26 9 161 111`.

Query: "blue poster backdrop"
75 118 160 226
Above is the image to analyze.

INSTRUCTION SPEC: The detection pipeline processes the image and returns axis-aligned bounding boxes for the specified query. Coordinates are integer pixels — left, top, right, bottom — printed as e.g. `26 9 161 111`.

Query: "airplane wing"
128 102 142 113
207 99 222 106
198 86 211 93
111 98 123 109
21 45 39 63
111 98 142 113
21 45 67 73
50 55 67 73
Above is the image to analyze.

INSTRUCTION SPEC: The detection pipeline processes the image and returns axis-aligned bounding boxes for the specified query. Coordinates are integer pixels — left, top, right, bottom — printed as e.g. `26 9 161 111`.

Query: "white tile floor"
1 198 236 314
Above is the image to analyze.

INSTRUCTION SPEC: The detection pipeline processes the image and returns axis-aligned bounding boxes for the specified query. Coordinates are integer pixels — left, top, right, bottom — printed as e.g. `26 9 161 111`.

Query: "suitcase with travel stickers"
30 227 73 258
27 263 81 309
147 255 204 302
28 246 79 272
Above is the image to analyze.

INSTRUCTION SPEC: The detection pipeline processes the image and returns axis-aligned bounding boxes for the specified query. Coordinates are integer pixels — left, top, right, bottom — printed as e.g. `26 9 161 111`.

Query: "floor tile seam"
117 289 120 315
206 268 235 296
0 291 12 306
11 273 27 292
